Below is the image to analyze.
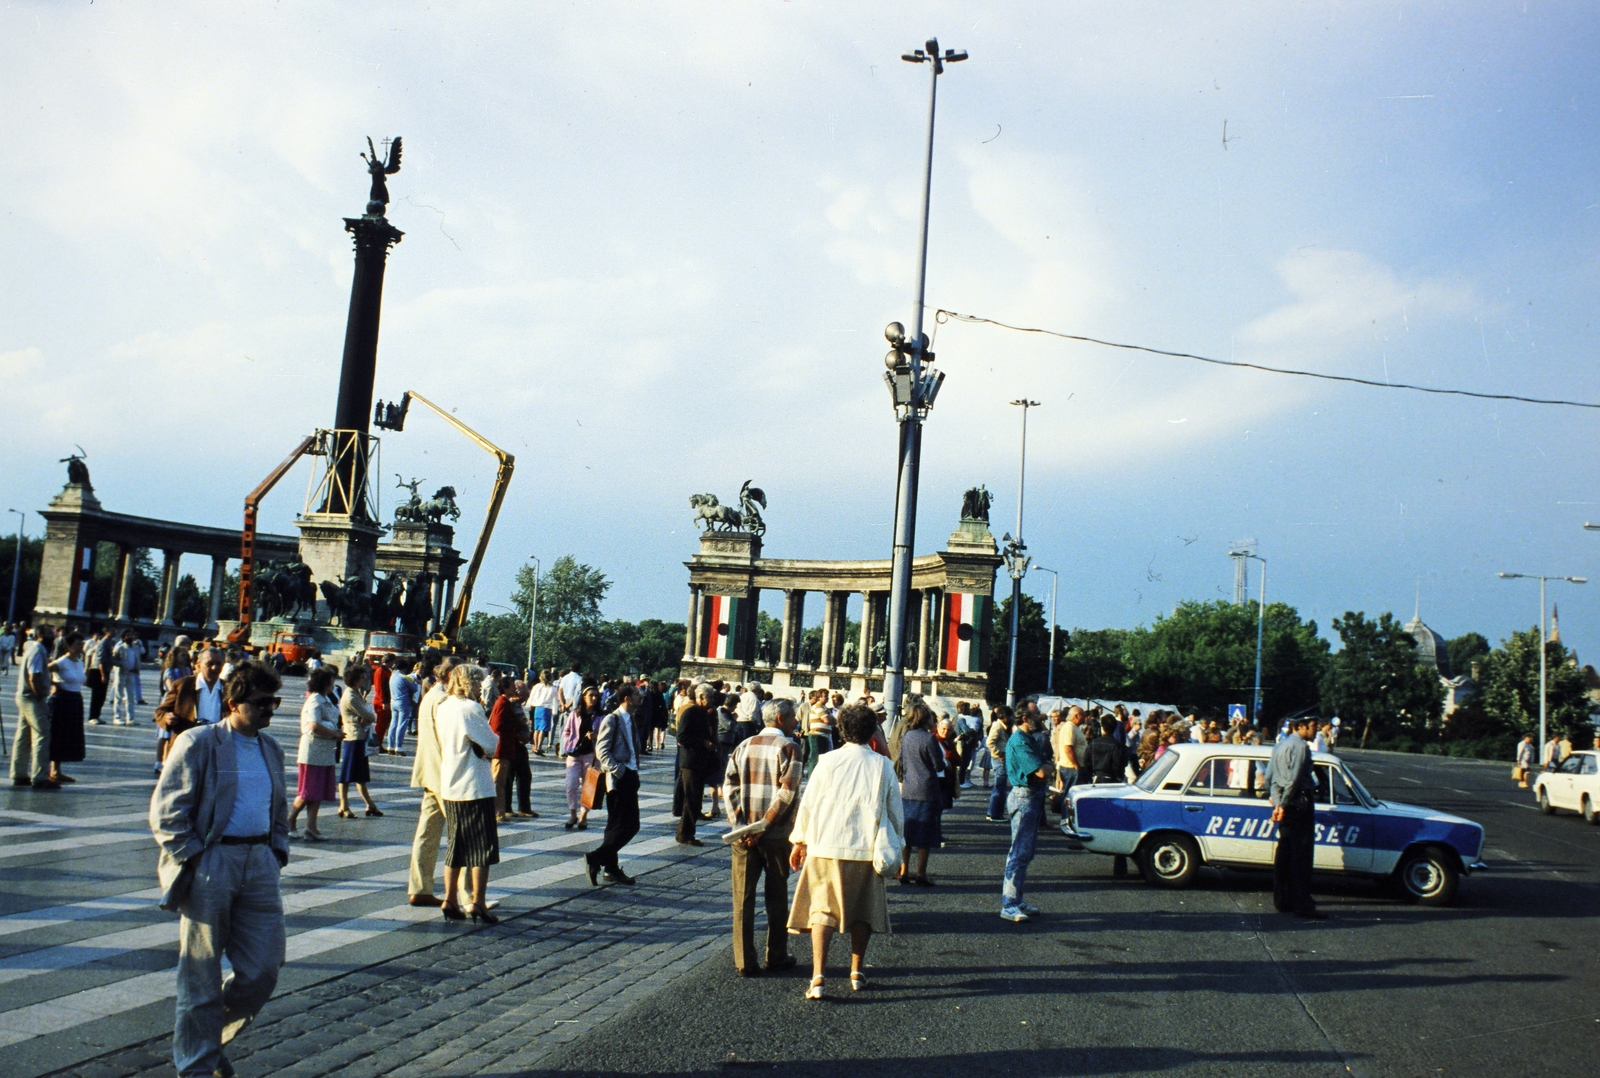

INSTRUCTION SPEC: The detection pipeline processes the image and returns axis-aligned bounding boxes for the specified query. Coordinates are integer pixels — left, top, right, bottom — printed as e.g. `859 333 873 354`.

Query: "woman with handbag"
787 704 905 1001
561 687 602 830
434 664 500 924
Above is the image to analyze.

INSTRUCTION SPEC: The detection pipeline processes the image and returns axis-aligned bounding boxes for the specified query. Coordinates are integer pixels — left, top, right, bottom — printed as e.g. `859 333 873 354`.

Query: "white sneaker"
1000 907 1030 923
1019 902 1041 917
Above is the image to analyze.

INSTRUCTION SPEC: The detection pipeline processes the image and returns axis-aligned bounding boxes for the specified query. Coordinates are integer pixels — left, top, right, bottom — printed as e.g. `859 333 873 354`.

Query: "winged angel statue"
361 136 402 216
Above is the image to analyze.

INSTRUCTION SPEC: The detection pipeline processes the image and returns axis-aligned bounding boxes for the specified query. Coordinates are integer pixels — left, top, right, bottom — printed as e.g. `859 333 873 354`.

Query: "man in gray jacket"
150 660 289 1077
586 683 642 886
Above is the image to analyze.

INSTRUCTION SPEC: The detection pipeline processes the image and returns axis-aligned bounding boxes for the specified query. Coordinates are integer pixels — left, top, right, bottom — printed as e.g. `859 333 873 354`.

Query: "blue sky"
2 1 1598 662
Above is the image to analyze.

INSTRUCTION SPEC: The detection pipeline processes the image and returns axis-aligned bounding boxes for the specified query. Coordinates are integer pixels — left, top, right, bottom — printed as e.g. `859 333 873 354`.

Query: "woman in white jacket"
787 704 904 1000
288 666 342 841
434 665 500 924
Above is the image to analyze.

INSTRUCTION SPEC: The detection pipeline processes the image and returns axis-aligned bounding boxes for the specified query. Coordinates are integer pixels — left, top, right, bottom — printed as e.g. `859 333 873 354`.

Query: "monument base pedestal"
295 514 382 619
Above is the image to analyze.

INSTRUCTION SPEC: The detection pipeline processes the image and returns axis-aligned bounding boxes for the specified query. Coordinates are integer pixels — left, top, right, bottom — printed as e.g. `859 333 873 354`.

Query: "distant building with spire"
1405 602 1478 714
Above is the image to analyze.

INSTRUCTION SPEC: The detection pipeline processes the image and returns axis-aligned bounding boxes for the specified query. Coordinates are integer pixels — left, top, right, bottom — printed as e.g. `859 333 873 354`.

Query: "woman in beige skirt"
787 704 905 999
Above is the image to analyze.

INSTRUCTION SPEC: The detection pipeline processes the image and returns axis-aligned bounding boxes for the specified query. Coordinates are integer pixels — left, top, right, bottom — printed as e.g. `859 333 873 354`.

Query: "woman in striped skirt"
434 664 501 924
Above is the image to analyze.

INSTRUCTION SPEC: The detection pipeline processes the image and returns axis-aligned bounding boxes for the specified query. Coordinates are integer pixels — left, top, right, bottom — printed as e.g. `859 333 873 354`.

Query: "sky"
3 1 1599 663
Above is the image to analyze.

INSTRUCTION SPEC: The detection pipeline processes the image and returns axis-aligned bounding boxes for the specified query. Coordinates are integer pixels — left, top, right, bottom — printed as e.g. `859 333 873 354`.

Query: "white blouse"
433 695 499 802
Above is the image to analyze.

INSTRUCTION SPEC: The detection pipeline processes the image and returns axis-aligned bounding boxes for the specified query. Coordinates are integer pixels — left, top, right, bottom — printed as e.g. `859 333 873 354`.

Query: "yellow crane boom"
393 391 514 648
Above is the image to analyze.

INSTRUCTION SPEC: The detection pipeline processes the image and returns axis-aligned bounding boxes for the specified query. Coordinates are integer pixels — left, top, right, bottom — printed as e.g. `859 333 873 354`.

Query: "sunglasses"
246 696 283 712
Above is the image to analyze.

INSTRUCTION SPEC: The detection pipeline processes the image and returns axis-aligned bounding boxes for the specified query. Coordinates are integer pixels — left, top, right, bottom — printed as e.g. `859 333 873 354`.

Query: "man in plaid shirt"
724 697 802 976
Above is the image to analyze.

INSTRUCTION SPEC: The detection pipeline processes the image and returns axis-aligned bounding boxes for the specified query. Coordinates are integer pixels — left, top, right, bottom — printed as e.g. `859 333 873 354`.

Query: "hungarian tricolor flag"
941 592 991 672
701 594 747 660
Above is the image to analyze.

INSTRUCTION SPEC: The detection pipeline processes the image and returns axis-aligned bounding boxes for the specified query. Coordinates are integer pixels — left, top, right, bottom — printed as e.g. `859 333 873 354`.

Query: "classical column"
443 576 456 625
157 551 179 625
745 587 761 664
856 592 874 674
430 575 446 632
690 587 706 658
683 584 700 660
915 589 932 674
777 590 795 668
207 556 228 629
113 546 133 621
825 591 838 668
789 591 807 665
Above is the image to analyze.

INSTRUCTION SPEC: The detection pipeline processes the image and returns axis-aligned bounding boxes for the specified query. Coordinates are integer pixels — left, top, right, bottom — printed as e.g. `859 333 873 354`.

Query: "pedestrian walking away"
406 656 461 905
673 684 718 845
586 682 644 886
1000 707 1051 922
723 698 802 976
1268 715 1325 919
985 705 1014 820
435 664 502 924
787 704 904 1000
149 659 288 1078
896 701 947 886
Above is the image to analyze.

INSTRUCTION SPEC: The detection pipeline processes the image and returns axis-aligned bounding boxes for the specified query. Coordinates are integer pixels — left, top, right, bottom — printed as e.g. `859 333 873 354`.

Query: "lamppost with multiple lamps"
1497 571 1586 759
1002 399 1039 708
880 37 965 732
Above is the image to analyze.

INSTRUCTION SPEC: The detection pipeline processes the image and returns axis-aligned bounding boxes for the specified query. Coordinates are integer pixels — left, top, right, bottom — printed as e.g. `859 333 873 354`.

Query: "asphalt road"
530 748 1600 1078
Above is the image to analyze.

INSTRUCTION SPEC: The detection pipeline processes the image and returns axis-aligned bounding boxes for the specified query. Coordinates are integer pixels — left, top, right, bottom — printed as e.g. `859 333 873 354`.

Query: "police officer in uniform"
1267 715 1326 919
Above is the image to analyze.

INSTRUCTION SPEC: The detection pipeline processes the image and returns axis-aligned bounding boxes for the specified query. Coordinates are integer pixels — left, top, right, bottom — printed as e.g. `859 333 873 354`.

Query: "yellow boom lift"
376 391 515 653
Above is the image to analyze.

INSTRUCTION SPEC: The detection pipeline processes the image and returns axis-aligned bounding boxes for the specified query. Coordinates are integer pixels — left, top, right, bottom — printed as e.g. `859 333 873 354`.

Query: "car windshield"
1134 751 1181 792
1337 764 1379 807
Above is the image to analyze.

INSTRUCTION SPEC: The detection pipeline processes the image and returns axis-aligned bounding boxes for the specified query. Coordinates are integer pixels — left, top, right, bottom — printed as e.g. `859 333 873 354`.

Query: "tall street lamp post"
1034 565 1059 695
1498 571 1586 758
1243 553 1266 727
525 556 540 679
6 510 23 628
1002 399 1040 707
881 37 965 732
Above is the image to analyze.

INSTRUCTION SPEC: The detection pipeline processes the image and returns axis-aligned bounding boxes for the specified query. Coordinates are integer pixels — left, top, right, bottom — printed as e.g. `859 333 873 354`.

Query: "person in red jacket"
487 676 529 821
369 656 392 750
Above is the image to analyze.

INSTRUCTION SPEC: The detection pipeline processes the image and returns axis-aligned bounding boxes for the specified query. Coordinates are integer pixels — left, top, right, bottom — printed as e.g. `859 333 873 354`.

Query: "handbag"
1511 765 1524 782
871 766 905 877
581 763 607 811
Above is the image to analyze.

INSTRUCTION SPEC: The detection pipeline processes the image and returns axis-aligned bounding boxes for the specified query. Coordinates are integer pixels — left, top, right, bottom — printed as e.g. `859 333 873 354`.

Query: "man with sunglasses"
151 660 289 1078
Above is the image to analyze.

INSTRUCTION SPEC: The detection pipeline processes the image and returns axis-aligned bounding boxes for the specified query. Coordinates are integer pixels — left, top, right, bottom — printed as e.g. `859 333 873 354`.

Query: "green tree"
1128 600 1329 721
1056 627 1136 700
506 555 612 674
0 534 44 623
1320 611 1444 747
987 593 1055 702
1475 627 1595 744
1446 632 1490 677
756 610 782 664
457 610 529 667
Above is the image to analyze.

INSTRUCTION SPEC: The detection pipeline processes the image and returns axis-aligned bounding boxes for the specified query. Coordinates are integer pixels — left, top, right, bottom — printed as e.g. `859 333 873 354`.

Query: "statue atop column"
60 445 91 488
689 480 767 536
361 136 403 218
960 485 991 523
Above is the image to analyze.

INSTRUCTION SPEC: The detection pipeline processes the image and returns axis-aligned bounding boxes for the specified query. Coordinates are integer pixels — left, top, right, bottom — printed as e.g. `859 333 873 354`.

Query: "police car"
1068 743 1487 906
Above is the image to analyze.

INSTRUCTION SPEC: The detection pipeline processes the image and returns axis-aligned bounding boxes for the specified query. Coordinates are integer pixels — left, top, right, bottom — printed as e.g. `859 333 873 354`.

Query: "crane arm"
235 435 316 631
399 392 514 642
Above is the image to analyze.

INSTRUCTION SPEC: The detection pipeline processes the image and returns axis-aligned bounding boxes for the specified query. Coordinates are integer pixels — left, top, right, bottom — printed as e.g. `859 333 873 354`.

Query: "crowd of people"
0 621 1432 1072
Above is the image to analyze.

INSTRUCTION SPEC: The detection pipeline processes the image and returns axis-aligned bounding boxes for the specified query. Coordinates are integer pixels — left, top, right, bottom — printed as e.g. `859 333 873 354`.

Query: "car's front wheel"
1139 833 1200 889
1538 786 1554 815
1395 846 1459 906
1582 795 1599 826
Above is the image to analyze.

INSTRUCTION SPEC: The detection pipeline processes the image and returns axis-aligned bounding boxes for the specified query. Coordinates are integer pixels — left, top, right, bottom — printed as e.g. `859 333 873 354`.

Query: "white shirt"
50 656 87 693
195 678 224 724
527 683 559 711
788 742 905 863
434 695 498 801
222 728 274 837
558 671 583 708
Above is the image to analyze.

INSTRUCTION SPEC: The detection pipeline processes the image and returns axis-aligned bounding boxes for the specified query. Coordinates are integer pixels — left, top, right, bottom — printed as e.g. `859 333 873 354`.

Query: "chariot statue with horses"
689 480 767 536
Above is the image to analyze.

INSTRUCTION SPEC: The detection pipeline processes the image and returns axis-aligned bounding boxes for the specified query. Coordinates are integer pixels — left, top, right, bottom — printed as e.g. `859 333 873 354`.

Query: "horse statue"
394 474 427 523
319 578 372 628
400 571 435 637
370 573 405 632
420 486 461 524
690 493 742 533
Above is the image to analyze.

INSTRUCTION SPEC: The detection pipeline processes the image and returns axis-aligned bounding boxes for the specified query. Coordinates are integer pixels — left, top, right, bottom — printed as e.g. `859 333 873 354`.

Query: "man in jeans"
1000 707 1050 923
985 706 1013 821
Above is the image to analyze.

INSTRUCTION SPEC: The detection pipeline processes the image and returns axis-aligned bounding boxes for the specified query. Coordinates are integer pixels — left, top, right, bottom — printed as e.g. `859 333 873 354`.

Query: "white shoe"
805 976 825 1000
1000 907 1030 923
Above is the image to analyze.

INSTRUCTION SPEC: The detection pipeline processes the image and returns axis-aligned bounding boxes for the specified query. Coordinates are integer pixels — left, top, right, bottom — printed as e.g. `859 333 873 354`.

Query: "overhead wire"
933 309 1600 411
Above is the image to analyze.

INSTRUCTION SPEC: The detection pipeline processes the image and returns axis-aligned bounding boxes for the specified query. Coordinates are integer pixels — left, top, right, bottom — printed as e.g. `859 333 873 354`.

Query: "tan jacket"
986 718 1010 763
149 721 288 907
340 687 375 741
410 683 448 791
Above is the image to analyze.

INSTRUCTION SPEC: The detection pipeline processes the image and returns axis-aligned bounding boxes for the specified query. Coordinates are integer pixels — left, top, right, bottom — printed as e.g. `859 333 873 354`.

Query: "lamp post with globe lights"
880 37 966 733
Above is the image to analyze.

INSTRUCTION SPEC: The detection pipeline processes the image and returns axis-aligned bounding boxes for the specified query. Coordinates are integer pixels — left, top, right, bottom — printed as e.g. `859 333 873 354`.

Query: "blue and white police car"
1068 743 1487 905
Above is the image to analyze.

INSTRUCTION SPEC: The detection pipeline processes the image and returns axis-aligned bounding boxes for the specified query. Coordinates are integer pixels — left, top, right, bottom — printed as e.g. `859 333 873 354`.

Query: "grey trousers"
408 788 447 897
174 843 286 1077
10 690 49 784
109 668 136 723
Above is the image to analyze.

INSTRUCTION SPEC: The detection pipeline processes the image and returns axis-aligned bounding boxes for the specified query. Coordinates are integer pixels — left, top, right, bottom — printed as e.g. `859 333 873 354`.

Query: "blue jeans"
987 772 1011 818
385 709 414 752
1002 784 1045 910
1050 769 1077 817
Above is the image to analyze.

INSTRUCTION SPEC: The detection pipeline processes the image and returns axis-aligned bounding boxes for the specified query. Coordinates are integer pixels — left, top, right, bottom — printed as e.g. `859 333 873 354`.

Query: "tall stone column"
207 556 227 629
443 577 456 626
778 590 795 668
683 584 700 660
789 591 807 665
856 592 874 674
157 551 179 625
817 593 835 672
430 575 446 632
691 587 706 658
916 589 932 674
113 546 134 621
